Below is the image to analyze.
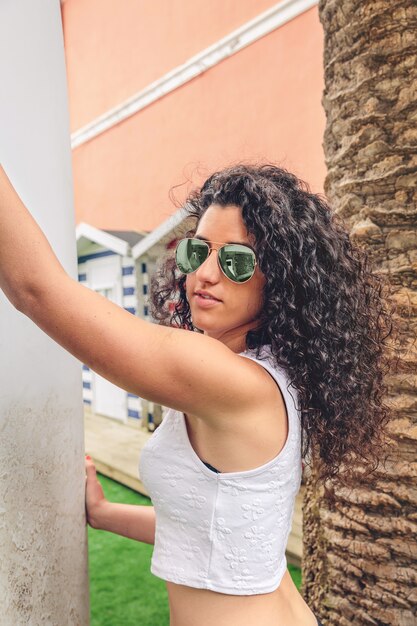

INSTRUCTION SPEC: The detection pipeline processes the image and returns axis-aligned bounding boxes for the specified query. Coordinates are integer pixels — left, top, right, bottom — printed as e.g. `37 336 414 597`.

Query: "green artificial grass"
88 475 169 626
88 474 302 626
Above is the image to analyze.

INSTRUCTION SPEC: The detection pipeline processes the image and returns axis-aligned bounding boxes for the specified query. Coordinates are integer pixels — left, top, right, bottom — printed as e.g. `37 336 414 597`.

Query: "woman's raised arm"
0 164 275 427
0 164 66 308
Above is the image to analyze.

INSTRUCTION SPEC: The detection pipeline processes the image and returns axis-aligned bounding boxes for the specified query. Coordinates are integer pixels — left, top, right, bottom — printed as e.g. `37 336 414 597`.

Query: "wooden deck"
84 410 303 568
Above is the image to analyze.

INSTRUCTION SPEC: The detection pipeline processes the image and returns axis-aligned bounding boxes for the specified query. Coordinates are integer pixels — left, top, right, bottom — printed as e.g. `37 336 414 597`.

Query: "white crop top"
138 344 302 595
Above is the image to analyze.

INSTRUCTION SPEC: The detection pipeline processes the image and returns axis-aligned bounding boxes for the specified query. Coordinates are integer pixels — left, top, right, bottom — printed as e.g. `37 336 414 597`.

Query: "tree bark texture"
302 2 417 625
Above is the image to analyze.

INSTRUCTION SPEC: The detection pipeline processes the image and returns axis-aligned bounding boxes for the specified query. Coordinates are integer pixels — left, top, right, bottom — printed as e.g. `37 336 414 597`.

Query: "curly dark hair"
150 163 403 503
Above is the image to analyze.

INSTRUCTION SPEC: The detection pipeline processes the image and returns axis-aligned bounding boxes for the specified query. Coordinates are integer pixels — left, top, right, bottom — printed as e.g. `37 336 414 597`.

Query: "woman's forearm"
0 164 65 307
90 500 156 545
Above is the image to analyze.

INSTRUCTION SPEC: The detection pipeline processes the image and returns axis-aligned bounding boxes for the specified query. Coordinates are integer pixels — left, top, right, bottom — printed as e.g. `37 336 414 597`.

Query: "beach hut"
76 209 193 430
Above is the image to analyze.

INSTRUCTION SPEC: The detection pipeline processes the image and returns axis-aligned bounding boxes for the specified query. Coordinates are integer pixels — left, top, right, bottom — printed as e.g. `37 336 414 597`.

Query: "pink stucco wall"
62 2 326 231
63 0 283 131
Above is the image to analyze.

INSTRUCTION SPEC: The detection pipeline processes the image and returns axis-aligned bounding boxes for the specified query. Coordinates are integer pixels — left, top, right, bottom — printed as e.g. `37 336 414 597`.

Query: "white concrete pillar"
0 1 89 624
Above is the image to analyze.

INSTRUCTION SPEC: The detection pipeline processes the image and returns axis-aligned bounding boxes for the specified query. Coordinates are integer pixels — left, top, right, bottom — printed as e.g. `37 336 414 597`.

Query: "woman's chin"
192 321 214 332
191 317 221 334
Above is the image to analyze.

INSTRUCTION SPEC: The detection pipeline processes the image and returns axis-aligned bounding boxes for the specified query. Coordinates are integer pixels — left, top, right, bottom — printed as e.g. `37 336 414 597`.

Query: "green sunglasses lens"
175 238 256 283
175 239 209 273
218 244 256 283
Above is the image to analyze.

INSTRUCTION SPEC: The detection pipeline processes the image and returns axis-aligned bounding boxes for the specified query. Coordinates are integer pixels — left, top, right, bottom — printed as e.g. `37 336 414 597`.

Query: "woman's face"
185 204 266 353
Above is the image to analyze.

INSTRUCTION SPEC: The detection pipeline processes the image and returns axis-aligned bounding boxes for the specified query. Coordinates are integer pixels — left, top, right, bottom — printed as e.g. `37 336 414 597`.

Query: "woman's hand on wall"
84 456 156 543
85 455 107 529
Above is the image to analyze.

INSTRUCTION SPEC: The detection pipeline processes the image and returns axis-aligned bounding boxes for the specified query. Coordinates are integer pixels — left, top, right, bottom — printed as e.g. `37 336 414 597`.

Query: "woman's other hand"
84 456 156 543
85 455 107 529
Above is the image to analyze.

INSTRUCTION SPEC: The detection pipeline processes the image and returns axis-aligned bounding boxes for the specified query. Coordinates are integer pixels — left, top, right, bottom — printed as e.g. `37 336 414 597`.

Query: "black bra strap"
203 460 221 473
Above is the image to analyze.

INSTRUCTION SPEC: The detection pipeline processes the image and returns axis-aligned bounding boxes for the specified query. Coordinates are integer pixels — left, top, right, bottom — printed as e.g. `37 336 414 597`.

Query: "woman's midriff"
167 569 318 626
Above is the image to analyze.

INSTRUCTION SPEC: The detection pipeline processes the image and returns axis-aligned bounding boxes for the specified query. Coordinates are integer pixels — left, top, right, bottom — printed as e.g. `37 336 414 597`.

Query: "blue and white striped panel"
141 261 150 322
122 256 136 315
82 364 92 404
127 392 141 420
122 258 136 310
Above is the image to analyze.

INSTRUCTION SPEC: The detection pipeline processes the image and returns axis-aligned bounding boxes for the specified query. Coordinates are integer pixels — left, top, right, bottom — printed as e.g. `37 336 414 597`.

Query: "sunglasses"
175 237 257 284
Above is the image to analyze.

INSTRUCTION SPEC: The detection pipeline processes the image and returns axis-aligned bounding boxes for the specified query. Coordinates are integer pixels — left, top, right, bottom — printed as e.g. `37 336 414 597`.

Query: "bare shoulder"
207 349 286 425
236 352 282 400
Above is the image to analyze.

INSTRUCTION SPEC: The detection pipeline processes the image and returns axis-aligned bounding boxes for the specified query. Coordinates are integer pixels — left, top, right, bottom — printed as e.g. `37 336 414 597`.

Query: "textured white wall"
0 1 89 624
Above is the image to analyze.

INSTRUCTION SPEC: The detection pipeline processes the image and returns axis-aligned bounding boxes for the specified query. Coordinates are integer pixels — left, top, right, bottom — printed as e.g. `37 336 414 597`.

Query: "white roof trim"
131 206 190 260
76 222 129 256
71 0 318 149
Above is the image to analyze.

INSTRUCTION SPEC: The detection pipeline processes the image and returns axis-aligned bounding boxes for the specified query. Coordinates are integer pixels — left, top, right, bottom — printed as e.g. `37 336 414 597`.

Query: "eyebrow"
194 234 251 247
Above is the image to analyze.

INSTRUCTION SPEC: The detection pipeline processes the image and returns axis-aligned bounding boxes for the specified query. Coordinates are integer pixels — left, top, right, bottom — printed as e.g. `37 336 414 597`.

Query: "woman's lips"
194 294 222 307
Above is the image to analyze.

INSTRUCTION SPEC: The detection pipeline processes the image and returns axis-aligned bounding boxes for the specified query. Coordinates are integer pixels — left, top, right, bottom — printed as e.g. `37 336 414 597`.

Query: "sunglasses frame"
175 237 258 284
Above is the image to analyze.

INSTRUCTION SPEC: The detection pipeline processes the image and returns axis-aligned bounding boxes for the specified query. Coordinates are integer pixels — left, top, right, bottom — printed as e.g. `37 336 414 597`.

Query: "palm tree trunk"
302 1 417 625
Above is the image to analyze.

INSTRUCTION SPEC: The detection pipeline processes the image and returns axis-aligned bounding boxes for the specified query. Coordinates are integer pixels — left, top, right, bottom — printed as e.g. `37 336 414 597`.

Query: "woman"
0 163 396 626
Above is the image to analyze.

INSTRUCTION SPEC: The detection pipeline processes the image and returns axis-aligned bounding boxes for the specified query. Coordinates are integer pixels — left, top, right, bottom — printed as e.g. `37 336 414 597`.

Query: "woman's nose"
195 248 221 281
